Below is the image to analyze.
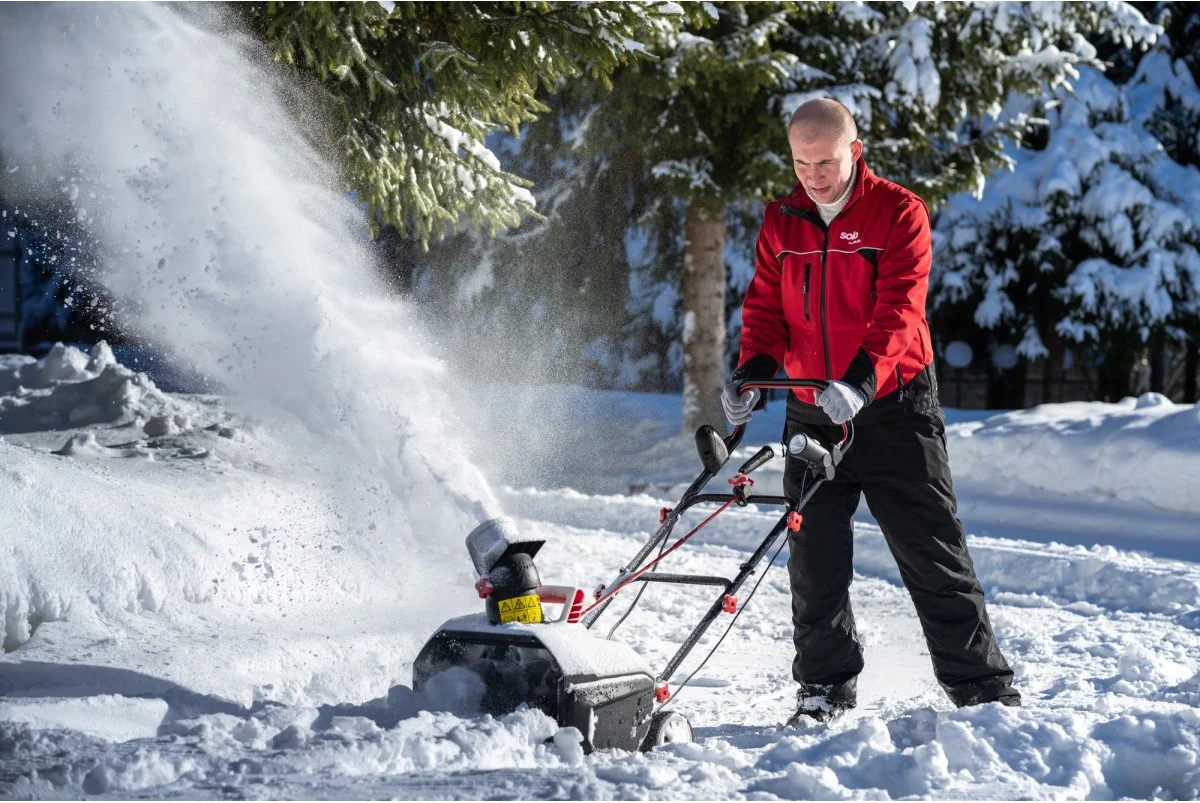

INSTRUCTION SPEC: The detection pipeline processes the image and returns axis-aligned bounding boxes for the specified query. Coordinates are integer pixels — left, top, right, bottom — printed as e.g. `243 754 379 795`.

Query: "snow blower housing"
414 380 853 753
413 518 659 752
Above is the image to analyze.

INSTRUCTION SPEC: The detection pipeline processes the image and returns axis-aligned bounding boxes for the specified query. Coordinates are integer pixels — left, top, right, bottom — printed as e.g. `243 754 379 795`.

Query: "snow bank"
503 487 1200 616
0 342 174 434
466 381 1200 533
0 343 486 705
947 394 1200 515
0 695 167 743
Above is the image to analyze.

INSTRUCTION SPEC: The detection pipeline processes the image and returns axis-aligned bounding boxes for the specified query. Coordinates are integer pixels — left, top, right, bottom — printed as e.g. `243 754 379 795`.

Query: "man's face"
788 124 862 204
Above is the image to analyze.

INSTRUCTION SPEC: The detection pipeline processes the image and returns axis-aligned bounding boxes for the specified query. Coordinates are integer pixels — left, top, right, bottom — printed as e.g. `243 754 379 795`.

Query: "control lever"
734 443 778 477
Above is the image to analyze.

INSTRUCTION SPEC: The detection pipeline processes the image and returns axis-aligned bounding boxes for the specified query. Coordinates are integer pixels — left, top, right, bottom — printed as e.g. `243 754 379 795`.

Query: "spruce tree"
933 12 1200 402
1139 1 1200 400
244 1 682 246
780 2 1159 208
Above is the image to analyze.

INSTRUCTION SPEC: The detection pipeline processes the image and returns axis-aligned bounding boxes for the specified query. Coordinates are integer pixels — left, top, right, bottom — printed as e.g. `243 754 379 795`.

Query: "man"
723 98 1019 724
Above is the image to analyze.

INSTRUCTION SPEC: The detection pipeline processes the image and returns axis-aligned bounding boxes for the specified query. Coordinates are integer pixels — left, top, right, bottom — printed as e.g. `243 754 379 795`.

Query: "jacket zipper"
797 175 864 385
895 366 906 402
803 264 812 322
820 190 865 382
819 241 832 380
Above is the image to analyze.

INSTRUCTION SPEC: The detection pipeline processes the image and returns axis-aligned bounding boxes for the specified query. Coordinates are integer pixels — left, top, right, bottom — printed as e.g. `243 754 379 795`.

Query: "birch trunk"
681 204 727 433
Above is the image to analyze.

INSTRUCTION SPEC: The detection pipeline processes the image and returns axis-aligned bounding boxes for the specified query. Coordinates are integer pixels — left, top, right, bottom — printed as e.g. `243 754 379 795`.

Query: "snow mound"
947 395 1200 515
0 342 175 435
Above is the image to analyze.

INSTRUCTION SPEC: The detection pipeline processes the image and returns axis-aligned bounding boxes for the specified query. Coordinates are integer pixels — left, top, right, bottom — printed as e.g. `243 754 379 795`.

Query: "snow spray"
0 6 497 613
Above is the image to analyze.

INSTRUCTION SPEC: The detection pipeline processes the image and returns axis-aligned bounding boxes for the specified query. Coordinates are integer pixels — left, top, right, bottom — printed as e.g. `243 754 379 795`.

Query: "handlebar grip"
729 377 852 453
734 378 830 396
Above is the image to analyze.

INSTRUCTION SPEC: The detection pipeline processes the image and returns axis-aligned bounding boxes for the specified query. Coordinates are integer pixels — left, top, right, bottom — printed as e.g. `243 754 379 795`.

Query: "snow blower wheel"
642 710 693 750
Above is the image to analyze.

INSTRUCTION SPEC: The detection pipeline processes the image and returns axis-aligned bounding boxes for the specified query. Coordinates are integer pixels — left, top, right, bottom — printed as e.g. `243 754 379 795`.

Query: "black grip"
736 444 776 477
733 378 829 396
731 378 852 453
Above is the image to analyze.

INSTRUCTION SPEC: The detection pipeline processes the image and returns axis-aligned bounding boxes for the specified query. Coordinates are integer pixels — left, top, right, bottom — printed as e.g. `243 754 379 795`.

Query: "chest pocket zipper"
803 263 812 321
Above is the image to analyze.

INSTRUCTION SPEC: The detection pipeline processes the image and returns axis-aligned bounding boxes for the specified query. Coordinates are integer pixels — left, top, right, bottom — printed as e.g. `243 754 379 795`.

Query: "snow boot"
948 679 1022 708
784 679 856 727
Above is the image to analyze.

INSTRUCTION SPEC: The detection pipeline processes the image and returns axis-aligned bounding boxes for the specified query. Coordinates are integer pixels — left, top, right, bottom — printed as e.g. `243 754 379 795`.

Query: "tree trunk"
1098 341 1138 402
985 365 1005 409
1006 358 1028 408
1149 334 1166 394
1185 337 1198 404
1043 331 1065 405
681 203 727 433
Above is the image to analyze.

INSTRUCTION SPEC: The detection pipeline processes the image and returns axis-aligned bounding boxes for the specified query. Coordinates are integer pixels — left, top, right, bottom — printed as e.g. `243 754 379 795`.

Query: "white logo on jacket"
839 231 861 244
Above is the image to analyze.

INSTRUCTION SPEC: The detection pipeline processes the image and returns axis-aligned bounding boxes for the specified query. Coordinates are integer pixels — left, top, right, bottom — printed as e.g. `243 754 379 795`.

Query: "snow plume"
0 7 496 636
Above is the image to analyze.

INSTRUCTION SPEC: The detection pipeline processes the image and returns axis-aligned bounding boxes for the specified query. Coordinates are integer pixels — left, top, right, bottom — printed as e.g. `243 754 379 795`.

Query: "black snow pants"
783 391 1016 706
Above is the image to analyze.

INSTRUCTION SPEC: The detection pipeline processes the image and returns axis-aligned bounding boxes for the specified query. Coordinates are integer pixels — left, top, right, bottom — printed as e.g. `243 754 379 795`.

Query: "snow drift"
0 343 484 704
947 394 1200 516
2 351 1200 798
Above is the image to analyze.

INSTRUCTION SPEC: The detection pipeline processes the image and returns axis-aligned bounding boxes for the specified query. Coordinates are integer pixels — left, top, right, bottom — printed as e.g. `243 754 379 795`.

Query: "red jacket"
738 158 934 407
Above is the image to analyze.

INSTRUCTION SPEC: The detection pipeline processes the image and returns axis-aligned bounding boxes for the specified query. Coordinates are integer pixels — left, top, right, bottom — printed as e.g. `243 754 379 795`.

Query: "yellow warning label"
498 594 543 624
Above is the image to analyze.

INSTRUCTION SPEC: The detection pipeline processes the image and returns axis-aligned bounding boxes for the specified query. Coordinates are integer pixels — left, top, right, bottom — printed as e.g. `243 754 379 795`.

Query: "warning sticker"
498 594 543 624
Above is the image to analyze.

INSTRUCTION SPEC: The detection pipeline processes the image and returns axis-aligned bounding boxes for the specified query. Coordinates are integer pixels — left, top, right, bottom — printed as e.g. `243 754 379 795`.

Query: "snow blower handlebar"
420 380 862 753
582 379 854 631
580 378 861 707
726 379 854 481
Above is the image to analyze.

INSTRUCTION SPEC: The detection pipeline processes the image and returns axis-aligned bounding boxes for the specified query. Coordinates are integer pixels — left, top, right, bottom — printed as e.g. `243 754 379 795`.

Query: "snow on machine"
412 379 854 752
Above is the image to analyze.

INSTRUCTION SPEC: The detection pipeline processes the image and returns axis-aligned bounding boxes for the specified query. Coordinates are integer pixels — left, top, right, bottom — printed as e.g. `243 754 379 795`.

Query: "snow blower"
413 379 854 753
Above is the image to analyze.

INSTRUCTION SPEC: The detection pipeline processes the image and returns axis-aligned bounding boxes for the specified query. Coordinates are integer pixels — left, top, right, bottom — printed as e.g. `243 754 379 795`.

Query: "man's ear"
851 140 863 160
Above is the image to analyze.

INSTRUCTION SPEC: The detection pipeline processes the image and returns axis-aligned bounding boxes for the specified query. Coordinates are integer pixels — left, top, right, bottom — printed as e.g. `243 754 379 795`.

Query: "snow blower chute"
413 379 854 752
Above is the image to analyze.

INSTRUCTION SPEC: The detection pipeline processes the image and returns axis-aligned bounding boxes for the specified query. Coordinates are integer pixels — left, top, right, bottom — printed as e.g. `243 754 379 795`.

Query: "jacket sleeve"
737 208 789 373
840 196 931 404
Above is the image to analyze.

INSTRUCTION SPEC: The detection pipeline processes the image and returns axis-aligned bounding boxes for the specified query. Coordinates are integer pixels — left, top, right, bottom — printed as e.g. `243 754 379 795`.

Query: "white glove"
721 382 761 426
817 381 866 425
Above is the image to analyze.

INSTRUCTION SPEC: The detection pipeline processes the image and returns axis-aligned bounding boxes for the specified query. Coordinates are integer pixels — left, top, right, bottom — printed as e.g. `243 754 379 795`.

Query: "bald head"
788 98 857 146
786 98 862 204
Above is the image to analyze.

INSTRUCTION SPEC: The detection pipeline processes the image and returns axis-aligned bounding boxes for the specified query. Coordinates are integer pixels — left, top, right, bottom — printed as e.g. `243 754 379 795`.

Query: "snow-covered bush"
934 17 1200 399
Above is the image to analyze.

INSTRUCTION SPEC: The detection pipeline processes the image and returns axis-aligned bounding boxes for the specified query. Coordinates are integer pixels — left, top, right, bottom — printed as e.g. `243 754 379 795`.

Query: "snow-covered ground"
2 344 1200 799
